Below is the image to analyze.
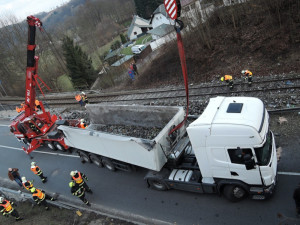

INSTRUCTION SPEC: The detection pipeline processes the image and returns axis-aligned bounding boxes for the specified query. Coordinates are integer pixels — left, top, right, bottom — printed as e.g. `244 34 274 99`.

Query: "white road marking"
0 144 79 158
277 171 300 176
0 125 9 127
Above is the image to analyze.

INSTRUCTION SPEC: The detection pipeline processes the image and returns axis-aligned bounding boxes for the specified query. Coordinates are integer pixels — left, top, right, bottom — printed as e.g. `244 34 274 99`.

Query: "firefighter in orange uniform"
35 99 42 111
220 75 234 89
21 176 34 192
241 70 253 85
31 187 55 210
75 94 84 106
80 119 87 129
70 170 92 193
0 197 23 221
31 162 47 183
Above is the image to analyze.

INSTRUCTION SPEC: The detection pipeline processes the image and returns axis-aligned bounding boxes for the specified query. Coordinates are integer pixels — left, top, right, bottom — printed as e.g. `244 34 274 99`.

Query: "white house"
127 15 152 41
150 4 173 30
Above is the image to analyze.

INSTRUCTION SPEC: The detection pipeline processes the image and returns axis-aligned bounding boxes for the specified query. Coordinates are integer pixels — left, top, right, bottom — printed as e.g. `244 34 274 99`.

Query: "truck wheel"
79 151 91 163
148 179 167 191
89 154 103 168
45 141 56 151
102 158 115 171
223 185 247 202
54 142 66 152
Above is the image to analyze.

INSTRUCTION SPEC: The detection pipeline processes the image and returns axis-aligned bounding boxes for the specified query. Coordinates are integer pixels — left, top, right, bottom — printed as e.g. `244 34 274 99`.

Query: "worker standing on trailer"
220 75 234 89
79 119 87 129
241 70 253 85
70 170 92 193
21 176 34 192
69 181 90 206
31 187 55 210
30 162 47 183
0 197 23 222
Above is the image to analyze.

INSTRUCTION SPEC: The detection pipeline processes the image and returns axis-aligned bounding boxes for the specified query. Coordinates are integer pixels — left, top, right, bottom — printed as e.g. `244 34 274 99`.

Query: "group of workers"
220 70 253 89
3 162 92 222
16 100 42 113
75 92 89 107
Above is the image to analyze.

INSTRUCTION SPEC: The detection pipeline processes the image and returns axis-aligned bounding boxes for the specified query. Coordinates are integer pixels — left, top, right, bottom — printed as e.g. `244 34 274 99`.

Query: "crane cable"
168 19 189 136
39 26 69 75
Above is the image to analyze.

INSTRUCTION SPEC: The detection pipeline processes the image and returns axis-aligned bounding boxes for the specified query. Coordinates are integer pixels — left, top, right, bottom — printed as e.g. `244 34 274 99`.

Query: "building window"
227 148 253 164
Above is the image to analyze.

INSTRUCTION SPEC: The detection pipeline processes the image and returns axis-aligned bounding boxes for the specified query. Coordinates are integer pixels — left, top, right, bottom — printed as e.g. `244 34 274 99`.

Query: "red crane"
9 16 78 154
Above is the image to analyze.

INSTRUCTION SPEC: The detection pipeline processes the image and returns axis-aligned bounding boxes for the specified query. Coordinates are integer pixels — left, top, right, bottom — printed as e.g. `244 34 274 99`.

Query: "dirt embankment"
127 0 300 90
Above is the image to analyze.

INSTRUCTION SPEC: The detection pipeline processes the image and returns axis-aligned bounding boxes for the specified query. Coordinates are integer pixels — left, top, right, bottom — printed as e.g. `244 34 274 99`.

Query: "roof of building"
147 23 174 37
150 4 170 24
111 55 134 67
104 48 121 60
127 15 150 38
180 0 196 7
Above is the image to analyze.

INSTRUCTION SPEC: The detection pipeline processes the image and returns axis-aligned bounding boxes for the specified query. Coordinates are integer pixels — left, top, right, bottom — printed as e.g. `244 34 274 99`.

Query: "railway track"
1 74 300 112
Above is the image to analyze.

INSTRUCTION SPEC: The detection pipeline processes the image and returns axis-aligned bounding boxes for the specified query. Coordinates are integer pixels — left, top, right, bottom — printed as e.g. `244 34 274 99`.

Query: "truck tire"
148 179 167 191
78 151 91 163
223 185 247 202
54 142 66 152
102 158 115 171
45 141 56 151
89 154 103 168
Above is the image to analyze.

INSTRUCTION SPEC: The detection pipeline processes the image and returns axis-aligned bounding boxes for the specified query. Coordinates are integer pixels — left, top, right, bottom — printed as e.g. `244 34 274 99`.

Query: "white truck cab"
187 96 277 200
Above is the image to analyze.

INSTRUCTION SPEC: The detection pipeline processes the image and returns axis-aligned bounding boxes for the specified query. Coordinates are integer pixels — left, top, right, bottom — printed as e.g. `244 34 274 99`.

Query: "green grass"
57 74 74 92
135 34 152 44
121 46 133 55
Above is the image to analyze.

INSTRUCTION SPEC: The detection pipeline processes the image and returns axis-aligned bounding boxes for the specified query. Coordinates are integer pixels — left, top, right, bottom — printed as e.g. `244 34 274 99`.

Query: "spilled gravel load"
90 124 162 139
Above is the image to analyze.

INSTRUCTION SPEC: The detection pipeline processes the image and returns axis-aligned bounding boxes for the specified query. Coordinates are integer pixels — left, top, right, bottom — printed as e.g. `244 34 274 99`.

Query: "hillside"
131 0 300 89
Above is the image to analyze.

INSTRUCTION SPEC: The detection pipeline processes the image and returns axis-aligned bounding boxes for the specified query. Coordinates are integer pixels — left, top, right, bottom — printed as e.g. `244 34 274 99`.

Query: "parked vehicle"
131 44 145 54
57 96 277 202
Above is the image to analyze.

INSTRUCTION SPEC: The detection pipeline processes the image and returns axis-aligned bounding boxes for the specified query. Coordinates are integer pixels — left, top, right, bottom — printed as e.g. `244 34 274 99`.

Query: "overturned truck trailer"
58 104 186 171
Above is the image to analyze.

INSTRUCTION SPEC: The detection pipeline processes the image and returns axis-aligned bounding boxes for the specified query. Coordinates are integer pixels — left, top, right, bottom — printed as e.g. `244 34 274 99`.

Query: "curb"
0 184 172 225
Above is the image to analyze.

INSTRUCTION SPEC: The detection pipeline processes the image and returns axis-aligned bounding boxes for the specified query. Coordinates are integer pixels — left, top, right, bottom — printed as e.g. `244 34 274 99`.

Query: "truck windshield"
254 131 273 166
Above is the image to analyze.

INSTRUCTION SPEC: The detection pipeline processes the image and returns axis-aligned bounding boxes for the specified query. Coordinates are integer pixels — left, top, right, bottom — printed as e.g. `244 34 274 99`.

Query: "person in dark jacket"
132 63 138 75
8 168 22 188
293 183 300 216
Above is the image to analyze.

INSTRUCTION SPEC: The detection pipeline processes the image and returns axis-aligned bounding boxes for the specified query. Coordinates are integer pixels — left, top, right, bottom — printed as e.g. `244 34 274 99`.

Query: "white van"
131 45 145 54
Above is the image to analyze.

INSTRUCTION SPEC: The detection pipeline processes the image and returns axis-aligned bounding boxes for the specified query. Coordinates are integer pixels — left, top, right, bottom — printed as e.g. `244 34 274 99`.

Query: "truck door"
226 148 262 185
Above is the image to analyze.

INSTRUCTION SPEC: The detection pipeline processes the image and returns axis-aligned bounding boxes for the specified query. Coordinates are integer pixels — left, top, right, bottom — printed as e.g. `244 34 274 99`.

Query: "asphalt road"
0 118 300 225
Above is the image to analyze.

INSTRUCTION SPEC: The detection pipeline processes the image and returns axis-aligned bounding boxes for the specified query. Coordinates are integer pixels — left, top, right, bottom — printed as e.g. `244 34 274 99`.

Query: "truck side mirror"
243 154 255 170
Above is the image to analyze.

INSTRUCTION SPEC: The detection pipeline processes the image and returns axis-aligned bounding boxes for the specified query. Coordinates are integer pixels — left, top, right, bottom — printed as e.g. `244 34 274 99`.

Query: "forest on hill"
0 0 162 96
135 0 300 90
0 0 299 96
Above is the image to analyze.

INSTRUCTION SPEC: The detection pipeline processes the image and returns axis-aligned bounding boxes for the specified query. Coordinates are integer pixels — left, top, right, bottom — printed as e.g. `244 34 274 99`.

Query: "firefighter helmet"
80 119 85 123
8 168 12 172
69 181 75 188
220 77 224 82
70 171 76 177
31 162 36 166
31 187 36 193
21 177 27 183
0 197 4 203
241 70 246 74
